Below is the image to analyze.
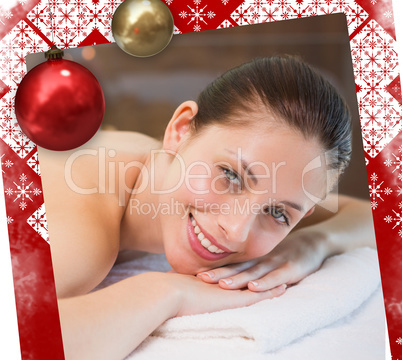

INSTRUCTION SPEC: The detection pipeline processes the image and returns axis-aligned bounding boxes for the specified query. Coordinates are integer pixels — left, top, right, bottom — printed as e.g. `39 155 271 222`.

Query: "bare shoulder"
38 130 161 164
37 130 160 298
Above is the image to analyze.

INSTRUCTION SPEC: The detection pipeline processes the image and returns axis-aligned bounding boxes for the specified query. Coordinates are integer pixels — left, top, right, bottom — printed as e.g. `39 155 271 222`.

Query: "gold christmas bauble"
111 0 174 57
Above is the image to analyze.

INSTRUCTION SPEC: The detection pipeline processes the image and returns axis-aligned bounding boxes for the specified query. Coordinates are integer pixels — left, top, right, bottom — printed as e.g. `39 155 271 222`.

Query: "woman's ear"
303 206 315 218
163 101 198 152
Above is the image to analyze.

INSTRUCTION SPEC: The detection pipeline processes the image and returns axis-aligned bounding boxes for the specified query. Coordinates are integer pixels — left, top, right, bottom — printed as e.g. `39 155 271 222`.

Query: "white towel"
152 247 381 352
99 247 382 354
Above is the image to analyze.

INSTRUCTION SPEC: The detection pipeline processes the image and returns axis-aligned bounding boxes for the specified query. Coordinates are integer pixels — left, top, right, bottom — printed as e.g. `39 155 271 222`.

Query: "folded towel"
152 247 381 352
130 288 385 360
98 248 381 354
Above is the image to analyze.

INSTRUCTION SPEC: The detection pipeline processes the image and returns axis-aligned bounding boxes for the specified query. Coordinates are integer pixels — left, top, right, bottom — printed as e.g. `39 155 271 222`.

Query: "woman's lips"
187 213 233 262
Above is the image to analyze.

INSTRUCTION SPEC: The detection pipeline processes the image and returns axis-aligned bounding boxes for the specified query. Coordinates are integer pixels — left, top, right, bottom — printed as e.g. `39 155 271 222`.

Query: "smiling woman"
37 55 375 360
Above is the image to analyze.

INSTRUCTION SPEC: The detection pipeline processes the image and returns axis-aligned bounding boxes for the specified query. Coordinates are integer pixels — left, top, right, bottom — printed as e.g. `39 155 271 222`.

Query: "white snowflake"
18 0 28 4
370 0 377 4
384 11 392 19
179 11 188 18
7 216 13 225
369 181 385 201
165 0 173 4
397 186 402 197
385 215 393 223
207 11 216 19
2 10 12 20
391 210 402 229
385 187 393 195
19 201 27 211
0 155 13 174
222 0 230 4
4 173 41 210
398 229 402 238
396 337 402 345
371 200 378 210
194 0 202 4
385 152 402 174
186 2 209 29
370 173 378 182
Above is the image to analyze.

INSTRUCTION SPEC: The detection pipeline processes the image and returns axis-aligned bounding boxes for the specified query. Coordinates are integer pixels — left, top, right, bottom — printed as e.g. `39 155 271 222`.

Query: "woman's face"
158 122 328 275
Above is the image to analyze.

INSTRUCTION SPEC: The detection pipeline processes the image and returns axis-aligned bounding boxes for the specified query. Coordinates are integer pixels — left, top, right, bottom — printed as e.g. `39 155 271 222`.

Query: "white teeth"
191 215 225 255
208 245 218 253
201 238 211 248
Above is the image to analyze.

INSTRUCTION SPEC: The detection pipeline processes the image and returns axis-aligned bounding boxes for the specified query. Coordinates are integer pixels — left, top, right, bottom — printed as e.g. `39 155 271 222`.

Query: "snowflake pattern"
383 147 402 179
0 5 13 25
4 172 41 210
188 3 209 29
27 203 49 243
230 0 367 31
177 0 217 32
351 20 401 157
0 153 13 173
26 151 41 175
386 210 402 232
368 172 392 208
0 0 401 358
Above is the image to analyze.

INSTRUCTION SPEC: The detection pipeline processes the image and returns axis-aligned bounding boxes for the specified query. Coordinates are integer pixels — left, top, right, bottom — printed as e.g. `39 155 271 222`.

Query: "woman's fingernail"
220 278 233 286
249 281 259 288
198 272 214 279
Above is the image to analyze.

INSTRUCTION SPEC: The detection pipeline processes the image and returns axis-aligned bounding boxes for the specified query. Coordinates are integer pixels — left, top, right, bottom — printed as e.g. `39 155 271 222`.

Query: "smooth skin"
38 101 376 360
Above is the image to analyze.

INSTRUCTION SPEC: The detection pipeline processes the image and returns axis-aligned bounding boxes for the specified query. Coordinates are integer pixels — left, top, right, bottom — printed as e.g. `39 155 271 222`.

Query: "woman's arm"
294 193 376 253
197 194 376 291
58 272 285 360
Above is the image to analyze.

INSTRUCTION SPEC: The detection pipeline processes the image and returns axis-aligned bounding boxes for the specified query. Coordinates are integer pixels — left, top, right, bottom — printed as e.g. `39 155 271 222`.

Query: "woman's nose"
217 211 256 244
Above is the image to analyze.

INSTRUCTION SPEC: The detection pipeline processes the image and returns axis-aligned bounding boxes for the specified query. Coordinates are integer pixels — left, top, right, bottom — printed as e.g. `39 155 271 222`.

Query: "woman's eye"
223 168 241 185
266 207 290 226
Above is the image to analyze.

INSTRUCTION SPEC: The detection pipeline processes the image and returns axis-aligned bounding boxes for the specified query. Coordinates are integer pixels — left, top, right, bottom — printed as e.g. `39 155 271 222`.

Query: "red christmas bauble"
15 56 105 151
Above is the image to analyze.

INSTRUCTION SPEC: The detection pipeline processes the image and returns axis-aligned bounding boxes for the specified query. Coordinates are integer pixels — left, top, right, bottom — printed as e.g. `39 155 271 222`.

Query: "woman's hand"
196 230 330 292
164 272 286 317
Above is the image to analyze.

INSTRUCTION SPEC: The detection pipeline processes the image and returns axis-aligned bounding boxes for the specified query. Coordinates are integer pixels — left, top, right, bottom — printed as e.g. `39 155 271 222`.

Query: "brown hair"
192 56 352 174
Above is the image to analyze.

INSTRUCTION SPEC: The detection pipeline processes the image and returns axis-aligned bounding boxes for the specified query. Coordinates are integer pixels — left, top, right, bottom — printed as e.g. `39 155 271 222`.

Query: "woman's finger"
196 260 259 284
247 266 293 292
228 283 287 307
217 262 279 290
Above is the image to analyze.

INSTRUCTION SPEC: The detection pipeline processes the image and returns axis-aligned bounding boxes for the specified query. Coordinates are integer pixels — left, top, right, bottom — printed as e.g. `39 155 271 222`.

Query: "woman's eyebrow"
224 149 258 185
279 200 304 213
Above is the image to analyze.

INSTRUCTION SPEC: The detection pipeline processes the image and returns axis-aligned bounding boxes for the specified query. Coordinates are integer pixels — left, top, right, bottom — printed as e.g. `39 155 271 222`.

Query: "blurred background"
27 13 369 199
